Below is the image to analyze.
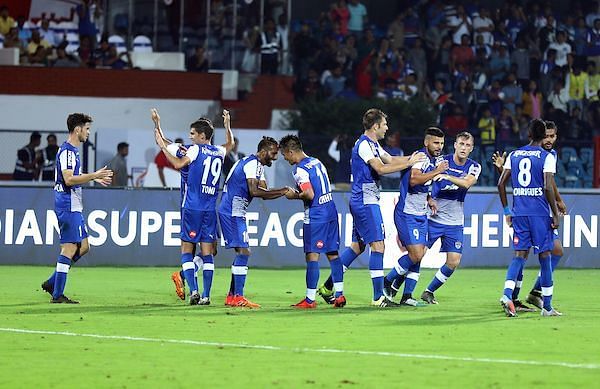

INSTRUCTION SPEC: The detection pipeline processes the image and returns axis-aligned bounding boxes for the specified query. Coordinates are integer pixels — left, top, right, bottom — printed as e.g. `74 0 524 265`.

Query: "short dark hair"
47 133 57 141
362 108 387 131
257 136 278 152
544 120 557 131
67 113 93 133
425 126 445 138
117 142 129 151
529 118 546 141
30 131 41 142
455 131 474 142
279 134 303 152
190 117 214 140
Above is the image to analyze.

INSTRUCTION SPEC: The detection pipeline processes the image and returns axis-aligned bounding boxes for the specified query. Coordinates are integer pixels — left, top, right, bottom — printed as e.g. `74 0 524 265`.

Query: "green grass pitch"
1 266 599 388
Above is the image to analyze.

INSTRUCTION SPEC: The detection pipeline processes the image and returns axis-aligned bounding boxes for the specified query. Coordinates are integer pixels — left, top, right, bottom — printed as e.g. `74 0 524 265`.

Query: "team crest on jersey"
189 231 197 238
455 241 462 249
513 236 519 244
316 240 324 249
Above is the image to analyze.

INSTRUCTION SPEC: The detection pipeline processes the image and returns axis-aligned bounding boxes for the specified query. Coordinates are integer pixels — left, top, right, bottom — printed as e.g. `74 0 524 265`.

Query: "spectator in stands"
387 13 405 51
77 35 94 67
472 7 494 46
472 34 492 60
347 0 367 38
432 35 452 88
565 106 590 140
335 78 360 101
241 26 260 73
510 39 530 85
547 79 570 114
448 5 472 45
0 5 15 36
13 131 41 181
277 13 291 75
376 77 402 100
102 45 132 69
330 0 350 37
539 48 557 96
187 46 209 72
15 16 31 47
327 134 352 190
38 17 59 47
522 80 544 119
223 137 245 179
76 0 101 48
496 107 518 142
3 27 21 52
324 63 346 99
37 134 59 181
567 64 588 115
27 30 51 65
451 34 475 76
478 106 496 146
355 50 374 98
586 61 600 100
292 21 319 80
586 18 600 67
408 37 427 88
573 17 589 58
548 30 572 68
489 43 510 82
294 68 323 101
538 14 557 54
443 105 468 137
338 34 358 76
380 132 404 189
500 73 522 115
155 137 184 187
260 18 281 75
452 78 473 117
107 142 129 187
52 42 80 68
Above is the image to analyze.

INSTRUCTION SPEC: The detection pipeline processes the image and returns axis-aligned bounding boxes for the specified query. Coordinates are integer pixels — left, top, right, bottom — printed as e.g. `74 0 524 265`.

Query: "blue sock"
533 254 563 292
386 254 412 282
369 251 384 300
503 257 525 300
426 264 455 293
232 254 249 296
392 276 405 291
403 261 421 297
329 258 344 297
325 248 358 290
181 253 197 294
512 267 524 300
539 255 553 311
46 271 57 288
201 254 214 299
305 261 319 303
52 255 71 299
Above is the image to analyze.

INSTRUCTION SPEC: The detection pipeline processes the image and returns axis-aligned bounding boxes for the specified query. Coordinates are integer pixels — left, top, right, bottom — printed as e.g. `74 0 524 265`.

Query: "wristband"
503 206 511 216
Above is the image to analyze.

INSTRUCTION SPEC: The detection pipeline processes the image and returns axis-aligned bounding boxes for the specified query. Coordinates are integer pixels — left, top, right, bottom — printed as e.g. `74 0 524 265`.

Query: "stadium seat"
132 35 152 52
560 146 578 164
579 147 593 167
108 34 127 54
54 22 79 53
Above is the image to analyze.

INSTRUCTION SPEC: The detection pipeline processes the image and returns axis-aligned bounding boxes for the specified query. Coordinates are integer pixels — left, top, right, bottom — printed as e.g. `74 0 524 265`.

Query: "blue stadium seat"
560 146 578 164
579 147 593 169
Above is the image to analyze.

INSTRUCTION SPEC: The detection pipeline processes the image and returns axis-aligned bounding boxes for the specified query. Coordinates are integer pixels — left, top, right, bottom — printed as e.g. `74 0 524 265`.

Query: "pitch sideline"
1 327 598 370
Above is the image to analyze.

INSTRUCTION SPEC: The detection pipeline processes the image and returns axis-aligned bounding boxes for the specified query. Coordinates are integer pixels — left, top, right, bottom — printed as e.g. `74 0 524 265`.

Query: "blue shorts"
349 202 385 245
218 212 248 249
180 209 218 243
512 216 554 254
56 210 88 244
427 220 464 253
395 212 428 247
303 220 340 253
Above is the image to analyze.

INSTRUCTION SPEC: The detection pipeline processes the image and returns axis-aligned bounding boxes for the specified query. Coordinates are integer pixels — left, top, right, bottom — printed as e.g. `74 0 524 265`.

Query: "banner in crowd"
0 187 598 268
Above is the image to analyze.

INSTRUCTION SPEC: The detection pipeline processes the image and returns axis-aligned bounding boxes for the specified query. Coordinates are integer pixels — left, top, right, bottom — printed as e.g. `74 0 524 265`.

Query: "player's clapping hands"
94 165 113 186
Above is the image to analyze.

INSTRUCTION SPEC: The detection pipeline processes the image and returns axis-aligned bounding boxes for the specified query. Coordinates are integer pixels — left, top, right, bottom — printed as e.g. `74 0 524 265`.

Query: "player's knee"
239 247 251 256
447 255 461 269
370 240 385 253
553 244 564 257
60 244 78 259
351 242 366 255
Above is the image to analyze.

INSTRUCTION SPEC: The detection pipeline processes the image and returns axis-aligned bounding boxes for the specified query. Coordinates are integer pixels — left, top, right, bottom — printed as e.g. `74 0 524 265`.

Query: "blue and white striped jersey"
293 157 337 224
54 142 83 212
219 154 266 217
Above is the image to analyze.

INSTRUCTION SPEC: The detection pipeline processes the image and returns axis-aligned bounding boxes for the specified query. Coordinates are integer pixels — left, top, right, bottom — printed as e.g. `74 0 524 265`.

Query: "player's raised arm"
497 164 512 227
221 109 235 153
154 128 192 170
492 151 506 174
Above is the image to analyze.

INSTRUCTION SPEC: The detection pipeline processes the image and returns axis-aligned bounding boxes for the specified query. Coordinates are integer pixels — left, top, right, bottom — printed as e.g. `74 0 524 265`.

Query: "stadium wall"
0 187 598 268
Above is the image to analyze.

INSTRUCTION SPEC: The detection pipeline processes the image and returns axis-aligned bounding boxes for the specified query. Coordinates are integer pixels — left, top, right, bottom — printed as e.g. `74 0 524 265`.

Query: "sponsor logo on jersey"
513 236 519 244
316 240 324 249
455 241 462 249
189 231 197 238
